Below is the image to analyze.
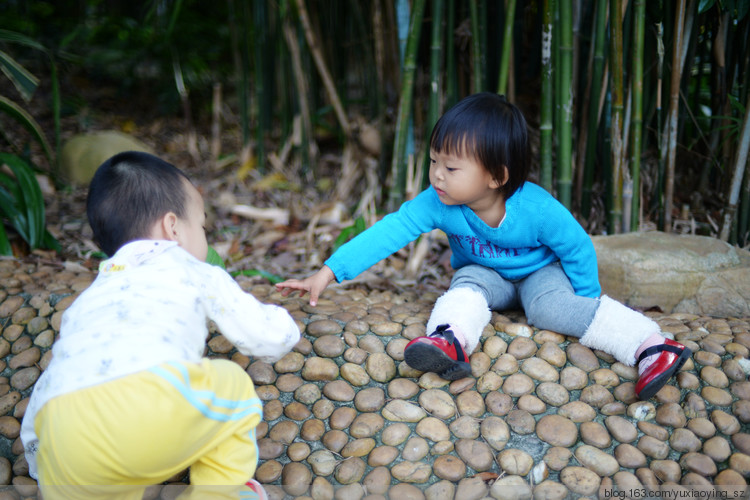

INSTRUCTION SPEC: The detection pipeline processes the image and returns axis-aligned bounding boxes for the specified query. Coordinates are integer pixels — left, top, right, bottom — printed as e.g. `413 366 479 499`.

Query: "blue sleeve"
538 201 601 298
325 188 442 281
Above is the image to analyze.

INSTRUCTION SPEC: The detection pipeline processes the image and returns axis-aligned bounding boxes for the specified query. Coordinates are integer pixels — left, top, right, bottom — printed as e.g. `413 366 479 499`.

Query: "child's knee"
524 289 570 327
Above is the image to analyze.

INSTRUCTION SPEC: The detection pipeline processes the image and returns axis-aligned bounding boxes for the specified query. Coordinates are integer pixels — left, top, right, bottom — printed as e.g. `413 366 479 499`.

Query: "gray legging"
450 262 599 338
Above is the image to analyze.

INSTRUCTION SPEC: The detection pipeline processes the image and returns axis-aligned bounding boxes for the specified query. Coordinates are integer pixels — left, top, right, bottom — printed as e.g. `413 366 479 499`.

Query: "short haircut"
430 92 530 197
86 151 191 256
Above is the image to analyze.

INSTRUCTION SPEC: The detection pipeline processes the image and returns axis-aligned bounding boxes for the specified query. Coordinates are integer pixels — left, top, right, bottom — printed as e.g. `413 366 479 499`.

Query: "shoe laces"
431 324 456 344
431 324 468 364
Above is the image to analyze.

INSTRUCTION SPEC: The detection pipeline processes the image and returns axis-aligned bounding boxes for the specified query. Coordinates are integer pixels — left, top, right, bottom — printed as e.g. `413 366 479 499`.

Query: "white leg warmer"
580 295 661 366
426 287 491 354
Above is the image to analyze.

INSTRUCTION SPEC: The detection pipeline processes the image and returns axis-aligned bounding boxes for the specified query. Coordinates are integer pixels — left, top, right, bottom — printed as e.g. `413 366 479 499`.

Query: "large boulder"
60 131 154 185
593 232 750 317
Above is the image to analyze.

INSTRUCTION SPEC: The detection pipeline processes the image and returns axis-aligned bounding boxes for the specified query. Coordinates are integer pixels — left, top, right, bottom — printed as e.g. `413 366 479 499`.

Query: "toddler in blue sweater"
277 92 690 400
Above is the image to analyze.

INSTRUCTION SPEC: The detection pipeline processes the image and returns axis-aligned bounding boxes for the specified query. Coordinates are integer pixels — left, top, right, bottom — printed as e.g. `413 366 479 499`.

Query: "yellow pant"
35 359 263 500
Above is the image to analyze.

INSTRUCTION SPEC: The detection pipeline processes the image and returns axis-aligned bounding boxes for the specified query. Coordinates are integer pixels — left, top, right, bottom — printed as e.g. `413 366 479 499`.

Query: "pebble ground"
0 258 749 499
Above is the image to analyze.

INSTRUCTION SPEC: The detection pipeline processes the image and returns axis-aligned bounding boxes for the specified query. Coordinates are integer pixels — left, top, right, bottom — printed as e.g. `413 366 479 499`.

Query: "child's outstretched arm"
276 265 336 306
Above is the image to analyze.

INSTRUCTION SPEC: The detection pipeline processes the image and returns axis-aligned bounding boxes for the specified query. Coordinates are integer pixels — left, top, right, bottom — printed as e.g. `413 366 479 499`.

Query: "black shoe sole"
636 347 692 400
404 343 472 381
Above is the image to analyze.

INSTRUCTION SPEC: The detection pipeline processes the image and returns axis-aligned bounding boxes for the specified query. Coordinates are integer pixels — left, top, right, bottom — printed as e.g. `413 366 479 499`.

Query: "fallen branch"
230 205 290 226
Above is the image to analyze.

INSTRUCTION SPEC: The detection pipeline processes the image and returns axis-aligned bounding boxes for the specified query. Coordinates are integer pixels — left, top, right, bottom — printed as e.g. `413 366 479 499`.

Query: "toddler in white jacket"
21 151 296 500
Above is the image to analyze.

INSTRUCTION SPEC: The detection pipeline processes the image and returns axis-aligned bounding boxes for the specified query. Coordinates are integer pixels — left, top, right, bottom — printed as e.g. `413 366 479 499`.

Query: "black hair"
430 92 530 197
86 151 192 257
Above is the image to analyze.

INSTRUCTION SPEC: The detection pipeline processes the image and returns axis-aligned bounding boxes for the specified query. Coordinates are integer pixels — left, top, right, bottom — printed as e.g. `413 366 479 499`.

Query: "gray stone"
594 232 750 316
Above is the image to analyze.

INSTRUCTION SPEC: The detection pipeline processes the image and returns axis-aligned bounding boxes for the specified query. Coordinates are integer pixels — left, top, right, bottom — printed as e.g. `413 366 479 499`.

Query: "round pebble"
456 439 494 471
536 415 578 447
2 279 750 495
497 448 534 476
418 389 456 420
432 455 466 482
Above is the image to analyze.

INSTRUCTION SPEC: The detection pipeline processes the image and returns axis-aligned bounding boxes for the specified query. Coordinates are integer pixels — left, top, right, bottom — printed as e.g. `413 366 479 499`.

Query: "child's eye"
446 167 456 172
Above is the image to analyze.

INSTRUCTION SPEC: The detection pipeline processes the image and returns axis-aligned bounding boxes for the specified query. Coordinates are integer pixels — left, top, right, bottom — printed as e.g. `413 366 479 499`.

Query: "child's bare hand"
275 266 335 306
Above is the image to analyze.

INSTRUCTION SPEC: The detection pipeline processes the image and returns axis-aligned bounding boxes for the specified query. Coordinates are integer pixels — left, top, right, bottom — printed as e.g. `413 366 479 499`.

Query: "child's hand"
275 266 336 306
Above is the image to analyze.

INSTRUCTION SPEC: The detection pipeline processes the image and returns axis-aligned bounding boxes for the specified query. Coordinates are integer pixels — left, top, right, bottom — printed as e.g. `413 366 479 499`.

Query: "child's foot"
634 338 691 400
404 324 472 380
245 479 268 500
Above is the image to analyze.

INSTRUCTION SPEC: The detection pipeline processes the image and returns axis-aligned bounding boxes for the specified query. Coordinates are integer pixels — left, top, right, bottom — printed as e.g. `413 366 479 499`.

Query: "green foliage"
205 246 226 269
1 0 749 240
0 153 60 255
231 269 284 284
332 216 367 252
0 29 55 165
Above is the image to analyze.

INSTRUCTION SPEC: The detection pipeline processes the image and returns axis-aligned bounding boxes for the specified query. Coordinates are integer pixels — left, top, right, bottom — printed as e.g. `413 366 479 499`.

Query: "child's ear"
491 166 510 189
149 212 179 241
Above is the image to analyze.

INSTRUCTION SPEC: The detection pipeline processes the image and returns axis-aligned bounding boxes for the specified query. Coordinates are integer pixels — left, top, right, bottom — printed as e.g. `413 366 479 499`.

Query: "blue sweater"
326 182 601 298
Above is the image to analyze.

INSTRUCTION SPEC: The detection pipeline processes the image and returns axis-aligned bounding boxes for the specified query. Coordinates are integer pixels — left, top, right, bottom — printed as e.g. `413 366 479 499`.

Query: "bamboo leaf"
0 50 39 102
0 96 54 164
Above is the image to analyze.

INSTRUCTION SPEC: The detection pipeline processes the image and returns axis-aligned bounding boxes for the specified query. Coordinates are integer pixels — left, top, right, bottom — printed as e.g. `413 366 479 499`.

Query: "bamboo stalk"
445 0 457 108
507 30 515 103
574 2 596 207
629 0 645 231
469 0 482 92
283 20 316 166
372 0 386 116
48 56 60 174
740 158 750 246
699 11 729 194
496 0 517 95
253 0 268 172
294 0 352 137
479 0 488 90
424 0 445 187
211 82 222 164
428 0 444 131
172 54 200 163
227 0 251 149
540 0 554 193
664 0 687 233
660 0 696 155
654 20 665 228
390 0 427 208
581 0 608 218
557 0 573 208
609 0 624 233
719 98 750 241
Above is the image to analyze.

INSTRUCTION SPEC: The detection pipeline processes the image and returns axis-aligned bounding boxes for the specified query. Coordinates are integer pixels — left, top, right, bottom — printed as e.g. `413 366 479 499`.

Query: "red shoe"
635 338 691 400
245 479 268 500
404 324 472 380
